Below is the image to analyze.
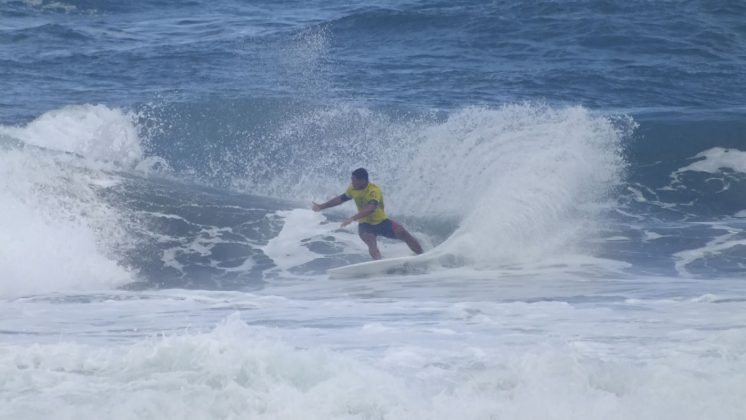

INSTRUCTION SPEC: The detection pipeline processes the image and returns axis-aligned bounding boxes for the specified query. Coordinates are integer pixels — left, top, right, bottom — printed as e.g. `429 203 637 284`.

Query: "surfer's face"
351 176 367 190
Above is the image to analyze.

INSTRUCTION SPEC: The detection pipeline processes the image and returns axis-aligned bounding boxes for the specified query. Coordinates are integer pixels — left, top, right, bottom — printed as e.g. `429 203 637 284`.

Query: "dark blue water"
3 0 746 120
2 0 746 288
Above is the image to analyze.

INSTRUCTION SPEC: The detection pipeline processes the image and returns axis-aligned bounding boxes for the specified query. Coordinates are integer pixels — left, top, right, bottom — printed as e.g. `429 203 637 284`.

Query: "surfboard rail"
327 251 455 278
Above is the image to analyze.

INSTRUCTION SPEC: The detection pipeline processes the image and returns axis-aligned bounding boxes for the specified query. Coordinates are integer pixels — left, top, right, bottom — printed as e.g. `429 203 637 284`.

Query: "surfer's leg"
392 223 423 255
359 232 382 260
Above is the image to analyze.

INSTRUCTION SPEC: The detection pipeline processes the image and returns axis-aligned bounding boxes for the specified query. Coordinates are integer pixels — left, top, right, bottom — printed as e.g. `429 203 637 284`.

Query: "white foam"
262 209 336 270
673 223 746 277
261 209 414 272
404 105 627 266
0 307 743 420
642 231 665 241
627 185 648 202
0 105 142 297
675 147 746 175
0 104 143 166
0 148 133 298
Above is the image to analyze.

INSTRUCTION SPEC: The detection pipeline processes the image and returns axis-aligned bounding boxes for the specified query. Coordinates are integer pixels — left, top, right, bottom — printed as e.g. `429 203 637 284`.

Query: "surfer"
312 168 424 260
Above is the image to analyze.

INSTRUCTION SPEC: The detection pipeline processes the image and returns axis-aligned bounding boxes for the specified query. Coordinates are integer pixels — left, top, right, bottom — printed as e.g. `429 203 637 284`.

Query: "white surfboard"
327 251 453 279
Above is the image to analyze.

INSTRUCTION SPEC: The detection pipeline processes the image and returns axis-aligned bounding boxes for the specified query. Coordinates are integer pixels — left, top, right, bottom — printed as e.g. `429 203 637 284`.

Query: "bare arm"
312 195 348 212
341 201 377 227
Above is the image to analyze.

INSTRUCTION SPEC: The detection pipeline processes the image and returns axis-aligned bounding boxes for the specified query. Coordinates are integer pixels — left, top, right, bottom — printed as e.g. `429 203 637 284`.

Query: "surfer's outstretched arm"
312 194 350 212
341 202 377 227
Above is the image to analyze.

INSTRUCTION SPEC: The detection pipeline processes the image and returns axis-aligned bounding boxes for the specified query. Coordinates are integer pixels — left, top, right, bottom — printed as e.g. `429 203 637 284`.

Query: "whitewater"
2 1 745 419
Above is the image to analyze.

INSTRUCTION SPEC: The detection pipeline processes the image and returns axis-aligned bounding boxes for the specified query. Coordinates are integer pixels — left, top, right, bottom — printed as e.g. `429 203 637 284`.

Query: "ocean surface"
2 1 746 418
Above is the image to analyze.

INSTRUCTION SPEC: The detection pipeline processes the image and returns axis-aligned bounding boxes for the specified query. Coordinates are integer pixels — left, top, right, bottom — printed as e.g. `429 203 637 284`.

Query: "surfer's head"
351 168 369 189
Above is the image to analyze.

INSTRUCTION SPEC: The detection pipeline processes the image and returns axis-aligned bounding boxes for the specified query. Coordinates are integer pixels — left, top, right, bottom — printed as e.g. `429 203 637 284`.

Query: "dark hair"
352 168 369 181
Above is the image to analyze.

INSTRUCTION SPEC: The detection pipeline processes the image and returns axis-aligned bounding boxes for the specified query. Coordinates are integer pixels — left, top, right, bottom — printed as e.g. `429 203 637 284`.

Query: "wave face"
2 101 745 294
1 0 745 292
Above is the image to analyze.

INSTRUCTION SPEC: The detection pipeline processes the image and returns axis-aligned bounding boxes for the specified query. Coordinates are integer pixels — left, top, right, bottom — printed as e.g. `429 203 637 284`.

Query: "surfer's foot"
367 247 382 260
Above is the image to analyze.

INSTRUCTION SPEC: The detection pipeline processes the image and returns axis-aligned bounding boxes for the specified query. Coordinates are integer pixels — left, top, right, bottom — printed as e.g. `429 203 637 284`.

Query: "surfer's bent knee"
359 232 376 243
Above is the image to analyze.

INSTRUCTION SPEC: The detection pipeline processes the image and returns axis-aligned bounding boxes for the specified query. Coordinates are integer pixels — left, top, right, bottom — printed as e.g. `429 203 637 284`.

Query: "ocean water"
2 1 746 418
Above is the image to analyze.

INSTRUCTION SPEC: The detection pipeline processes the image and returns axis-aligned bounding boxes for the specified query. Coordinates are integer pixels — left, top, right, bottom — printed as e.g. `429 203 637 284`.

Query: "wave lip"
0 104 143 166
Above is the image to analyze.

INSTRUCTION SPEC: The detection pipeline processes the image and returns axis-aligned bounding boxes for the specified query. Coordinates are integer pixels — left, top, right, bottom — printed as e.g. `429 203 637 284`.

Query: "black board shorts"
358 219 399 239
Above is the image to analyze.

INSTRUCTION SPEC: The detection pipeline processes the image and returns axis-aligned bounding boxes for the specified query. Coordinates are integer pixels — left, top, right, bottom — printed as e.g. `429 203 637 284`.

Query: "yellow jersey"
344 182 388 225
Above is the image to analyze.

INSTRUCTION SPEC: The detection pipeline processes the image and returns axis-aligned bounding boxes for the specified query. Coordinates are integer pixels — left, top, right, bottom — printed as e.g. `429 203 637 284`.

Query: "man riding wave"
312 168 423 260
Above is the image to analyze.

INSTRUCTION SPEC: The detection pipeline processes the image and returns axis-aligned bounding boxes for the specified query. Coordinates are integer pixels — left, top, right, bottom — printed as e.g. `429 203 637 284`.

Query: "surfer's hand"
341 218 353 228
312 202 321 212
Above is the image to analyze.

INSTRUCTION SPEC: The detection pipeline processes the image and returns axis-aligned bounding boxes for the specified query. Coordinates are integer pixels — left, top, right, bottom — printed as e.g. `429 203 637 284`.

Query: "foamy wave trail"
0 104 140 297
397 105 627 266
